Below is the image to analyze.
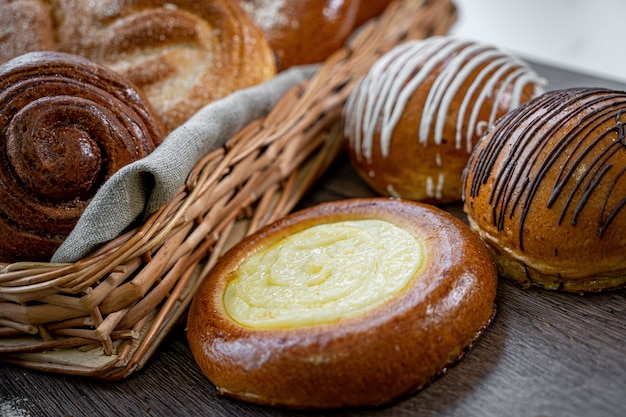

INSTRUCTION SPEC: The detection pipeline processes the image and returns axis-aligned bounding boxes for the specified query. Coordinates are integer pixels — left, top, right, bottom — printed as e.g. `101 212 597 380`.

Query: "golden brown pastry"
343 36 546 204
55 0 277 131
0 51 165 263
463 87 626 292
353 0 395 26
237 0 393 70
187 198 498 409
237 0 359 70
0 0 277 132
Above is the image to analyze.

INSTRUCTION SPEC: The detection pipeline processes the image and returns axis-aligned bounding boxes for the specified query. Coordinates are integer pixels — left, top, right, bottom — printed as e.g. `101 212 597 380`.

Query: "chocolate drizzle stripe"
600 165 626 236
565 132 621 226
572 162 613 225
485 93 563 231
533 96 625 224
468 87 626 250
517 91 621 249
547 106 619 208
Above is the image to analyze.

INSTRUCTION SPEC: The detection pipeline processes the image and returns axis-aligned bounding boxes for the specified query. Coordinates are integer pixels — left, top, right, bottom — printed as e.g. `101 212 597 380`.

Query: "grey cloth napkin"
51 65 318 263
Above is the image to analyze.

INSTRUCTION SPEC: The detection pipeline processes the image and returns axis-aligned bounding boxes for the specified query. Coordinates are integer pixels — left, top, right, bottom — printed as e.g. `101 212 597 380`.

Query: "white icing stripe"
438 48 503 149
459 56 510 152
345 36 547 164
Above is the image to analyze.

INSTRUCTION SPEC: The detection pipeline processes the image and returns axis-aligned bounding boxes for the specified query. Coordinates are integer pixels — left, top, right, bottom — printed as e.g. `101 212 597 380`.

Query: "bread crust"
237 0 394 70
187 198 497 409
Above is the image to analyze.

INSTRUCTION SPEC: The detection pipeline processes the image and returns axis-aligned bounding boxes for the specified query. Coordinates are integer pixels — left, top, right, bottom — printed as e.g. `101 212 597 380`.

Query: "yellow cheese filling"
224 219 424 329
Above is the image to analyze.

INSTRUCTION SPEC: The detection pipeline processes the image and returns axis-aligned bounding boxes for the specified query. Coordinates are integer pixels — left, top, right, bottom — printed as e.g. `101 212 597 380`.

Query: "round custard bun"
187 198 498 409
343 36 546 204
463 87 626 292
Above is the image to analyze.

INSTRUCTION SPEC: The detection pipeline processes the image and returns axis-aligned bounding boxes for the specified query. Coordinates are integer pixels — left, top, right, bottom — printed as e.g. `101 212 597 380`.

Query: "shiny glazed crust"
344 36 545 204
187 198 498 409
0 51 165 262
237 0 394 70
463 88 626 292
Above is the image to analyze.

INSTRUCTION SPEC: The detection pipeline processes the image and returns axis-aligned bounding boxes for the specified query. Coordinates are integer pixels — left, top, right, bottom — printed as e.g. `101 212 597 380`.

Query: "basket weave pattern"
0 0 457 379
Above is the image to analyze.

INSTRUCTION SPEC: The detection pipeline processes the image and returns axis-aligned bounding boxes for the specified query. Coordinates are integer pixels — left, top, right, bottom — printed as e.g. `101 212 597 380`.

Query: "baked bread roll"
237 0 394 70
187 198 497 409
237 0 359 70
0 51 165 263
0 0 276 132
56 0 276 131
343 36 546 204
463 87 626 292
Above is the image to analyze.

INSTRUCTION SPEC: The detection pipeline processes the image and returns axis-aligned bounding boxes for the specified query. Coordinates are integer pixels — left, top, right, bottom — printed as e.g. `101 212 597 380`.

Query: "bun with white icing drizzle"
343 36 546 204
187 198 498 409
463 87 626 292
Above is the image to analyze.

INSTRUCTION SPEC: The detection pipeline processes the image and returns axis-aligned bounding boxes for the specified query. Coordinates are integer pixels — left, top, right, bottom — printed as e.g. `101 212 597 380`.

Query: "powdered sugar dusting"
239 0 288 31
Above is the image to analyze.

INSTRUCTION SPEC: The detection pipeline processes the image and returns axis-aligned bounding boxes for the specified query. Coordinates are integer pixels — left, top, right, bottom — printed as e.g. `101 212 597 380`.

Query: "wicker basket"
0 0 457 379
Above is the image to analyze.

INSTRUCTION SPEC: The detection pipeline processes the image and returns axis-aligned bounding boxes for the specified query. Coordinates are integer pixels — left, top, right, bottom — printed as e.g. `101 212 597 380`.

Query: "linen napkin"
52 65 318 263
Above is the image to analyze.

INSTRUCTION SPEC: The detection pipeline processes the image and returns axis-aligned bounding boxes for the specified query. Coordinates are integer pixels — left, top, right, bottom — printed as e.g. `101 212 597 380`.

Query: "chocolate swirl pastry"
0 51 165 263
463 87 626 292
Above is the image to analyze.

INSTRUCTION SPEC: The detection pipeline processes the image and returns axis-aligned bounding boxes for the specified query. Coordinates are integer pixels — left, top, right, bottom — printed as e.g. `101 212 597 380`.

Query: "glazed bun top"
463 87 626 291
237 0 394 70
347 36 546 160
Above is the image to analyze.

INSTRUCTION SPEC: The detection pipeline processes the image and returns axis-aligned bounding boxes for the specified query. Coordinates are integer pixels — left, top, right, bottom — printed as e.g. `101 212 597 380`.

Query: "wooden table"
1 61 625 417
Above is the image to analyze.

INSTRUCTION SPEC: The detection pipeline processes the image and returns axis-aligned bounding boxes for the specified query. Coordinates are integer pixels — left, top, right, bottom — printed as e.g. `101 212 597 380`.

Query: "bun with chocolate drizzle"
463 87 626 292
343 36 546 204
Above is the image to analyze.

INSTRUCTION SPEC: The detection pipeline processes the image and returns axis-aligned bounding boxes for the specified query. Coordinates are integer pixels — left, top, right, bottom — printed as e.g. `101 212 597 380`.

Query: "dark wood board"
1 60 625 417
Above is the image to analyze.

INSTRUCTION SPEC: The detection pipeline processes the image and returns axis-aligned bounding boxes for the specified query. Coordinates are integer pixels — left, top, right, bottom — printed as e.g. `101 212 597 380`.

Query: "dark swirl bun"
0 51 165 263
463 87 626 292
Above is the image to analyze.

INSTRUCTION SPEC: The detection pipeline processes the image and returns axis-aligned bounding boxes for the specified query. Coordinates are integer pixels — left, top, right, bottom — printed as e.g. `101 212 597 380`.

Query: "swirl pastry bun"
463 88 626 292
343 36 546 204
0 51 165 263
187 198 497 409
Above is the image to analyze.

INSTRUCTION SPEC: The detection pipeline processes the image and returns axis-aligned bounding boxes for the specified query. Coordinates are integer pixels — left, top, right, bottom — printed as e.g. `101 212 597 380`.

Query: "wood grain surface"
1 61 625 417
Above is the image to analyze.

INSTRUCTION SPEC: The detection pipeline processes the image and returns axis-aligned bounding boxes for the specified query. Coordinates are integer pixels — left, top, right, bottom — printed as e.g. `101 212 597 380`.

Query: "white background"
450 0 626 83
